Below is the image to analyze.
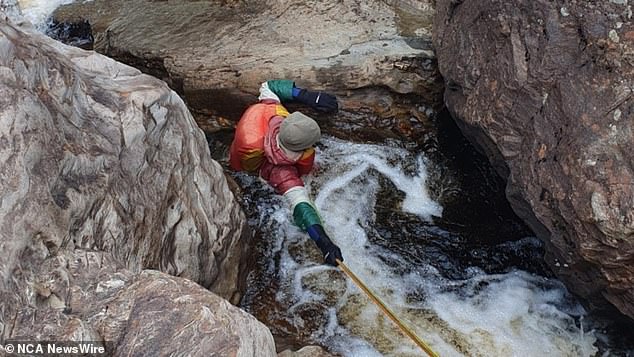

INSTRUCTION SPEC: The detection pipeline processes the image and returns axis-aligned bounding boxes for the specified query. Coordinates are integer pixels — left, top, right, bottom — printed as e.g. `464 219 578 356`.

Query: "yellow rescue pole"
336 259 440 357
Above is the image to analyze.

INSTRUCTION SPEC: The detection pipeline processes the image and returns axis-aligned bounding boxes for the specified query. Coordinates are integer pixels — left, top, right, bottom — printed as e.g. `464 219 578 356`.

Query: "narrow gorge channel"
11 0 634 356
222 120 600 356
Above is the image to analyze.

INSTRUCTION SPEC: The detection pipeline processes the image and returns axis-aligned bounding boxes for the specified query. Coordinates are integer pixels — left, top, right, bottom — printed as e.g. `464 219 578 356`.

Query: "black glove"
295 89 339 113
308 224 343 266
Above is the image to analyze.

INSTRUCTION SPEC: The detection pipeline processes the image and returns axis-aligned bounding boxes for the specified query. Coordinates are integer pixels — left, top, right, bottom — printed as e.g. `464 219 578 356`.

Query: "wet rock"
46 19 94 50
51 0 442 141
434 0 634 318
300 270 347 307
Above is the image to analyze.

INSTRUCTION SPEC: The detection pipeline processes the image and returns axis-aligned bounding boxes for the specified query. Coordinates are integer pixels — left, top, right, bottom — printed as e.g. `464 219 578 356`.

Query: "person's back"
229 101 287 173
229 80 343 266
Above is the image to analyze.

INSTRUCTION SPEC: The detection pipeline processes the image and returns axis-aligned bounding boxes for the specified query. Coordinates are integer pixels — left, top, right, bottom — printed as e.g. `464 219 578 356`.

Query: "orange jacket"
229 101 315 194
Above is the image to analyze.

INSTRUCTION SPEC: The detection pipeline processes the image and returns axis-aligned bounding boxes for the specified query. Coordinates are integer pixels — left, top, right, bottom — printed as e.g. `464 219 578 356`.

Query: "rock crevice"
434 0 634 317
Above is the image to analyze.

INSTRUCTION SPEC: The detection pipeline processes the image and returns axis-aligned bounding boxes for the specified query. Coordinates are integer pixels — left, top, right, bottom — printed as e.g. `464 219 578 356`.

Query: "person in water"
229 80 344 266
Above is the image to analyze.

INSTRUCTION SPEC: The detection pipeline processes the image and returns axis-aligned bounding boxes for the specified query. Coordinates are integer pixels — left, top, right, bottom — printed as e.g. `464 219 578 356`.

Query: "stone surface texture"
434 0 634 317
0 14 270 356
5 256 276 356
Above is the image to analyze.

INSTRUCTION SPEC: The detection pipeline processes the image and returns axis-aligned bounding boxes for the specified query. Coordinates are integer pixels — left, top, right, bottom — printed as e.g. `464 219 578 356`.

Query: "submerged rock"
51 0 441 141
434 0 634 318
0 13 268 355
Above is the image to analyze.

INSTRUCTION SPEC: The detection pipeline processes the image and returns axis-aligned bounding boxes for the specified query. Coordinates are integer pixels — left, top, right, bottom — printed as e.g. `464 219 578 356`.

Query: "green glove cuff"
267 79 295 102
292 202 322 231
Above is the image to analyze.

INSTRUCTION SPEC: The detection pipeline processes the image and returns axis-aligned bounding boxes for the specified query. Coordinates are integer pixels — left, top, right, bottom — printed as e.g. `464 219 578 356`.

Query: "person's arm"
285 186 343 266
260 162 343 266
259 80 339 113
292 86 338 113
258 80 294 102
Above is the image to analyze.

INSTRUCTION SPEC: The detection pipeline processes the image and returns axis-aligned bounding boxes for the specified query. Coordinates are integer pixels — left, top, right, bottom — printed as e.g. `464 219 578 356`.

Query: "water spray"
336 259 440 357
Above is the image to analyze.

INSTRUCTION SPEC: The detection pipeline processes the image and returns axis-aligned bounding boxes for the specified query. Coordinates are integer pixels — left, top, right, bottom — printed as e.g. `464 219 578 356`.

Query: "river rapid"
235 136 597 357
15 0 78 30
16 1 634 356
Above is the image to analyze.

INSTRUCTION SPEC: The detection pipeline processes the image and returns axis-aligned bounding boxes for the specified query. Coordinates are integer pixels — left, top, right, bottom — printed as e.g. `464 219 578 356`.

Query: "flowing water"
236 137 598 357
16 0 81 30
18 2 634 356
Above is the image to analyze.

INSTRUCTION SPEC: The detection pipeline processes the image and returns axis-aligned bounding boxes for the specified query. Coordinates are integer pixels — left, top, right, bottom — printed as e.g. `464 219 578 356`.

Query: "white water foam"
17 0 85 30
425 270 596 356
261 137 597 356
313 138 442 220
8 1 602 355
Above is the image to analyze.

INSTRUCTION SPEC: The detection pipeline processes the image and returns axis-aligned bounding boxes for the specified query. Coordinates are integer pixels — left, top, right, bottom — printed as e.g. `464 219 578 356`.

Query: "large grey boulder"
4 248 276 356
51 0 441 140
0 13 247 303
0 13 270 355
434 0 634 317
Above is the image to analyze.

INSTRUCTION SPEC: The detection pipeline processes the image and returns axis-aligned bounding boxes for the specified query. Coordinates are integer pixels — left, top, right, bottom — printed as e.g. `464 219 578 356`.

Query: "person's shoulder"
300 148 315 160
268 114 285 128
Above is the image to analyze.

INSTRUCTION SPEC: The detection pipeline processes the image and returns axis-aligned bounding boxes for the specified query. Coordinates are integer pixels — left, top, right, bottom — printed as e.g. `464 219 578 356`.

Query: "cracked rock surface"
0 14 269 355
51 0 441 137
434 0 634 318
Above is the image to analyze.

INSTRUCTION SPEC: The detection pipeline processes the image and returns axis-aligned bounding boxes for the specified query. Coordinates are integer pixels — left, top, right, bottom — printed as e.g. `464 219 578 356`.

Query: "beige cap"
279 112 321 152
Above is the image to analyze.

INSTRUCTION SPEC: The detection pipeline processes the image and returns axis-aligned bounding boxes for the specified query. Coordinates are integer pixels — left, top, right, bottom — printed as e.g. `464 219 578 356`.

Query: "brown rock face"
434 0 634 317
0 14 271 355
51 0 442 141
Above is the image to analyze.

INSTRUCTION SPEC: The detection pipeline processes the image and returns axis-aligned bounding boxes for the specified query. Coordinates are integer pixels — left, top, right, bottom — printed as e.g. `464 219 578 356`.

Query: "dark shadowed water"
206 109 634 356
209 111 601 356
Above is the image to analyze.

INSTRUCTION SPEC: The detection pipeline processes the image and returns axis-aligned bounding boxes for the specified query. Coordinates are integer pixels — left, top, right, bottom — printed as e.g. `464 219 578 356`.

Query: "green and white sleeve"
258 79 295 102
283 186 322 231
